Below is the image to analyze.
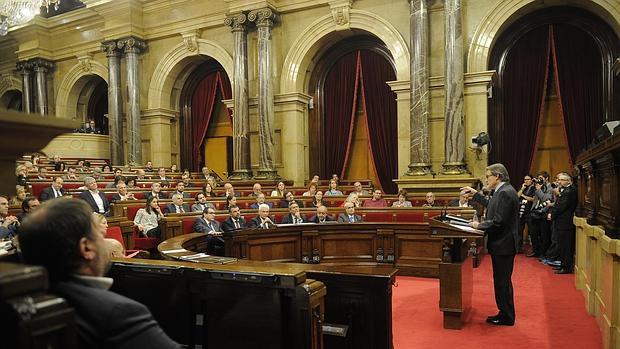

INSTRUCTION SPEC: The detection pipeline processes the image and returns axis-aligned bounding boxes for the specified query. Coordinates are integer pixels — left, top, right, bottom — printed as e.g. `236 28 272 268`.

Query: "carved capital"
101 40 121 57
248 8 277 28
117 36 147 55
16 61 32 75
329 0 353 29
29 58 55 73
225 12 248 33
181 30 200 53
76 54 93 73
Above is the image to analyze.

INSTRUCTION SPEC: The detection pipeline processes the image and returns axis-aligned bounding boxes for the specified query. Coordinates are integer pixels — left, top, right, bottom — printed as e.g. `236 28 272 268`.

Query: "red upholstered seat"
105 226 143 257
273 212 285 223
182 218 195 234
393 211 426 222
126 206 142 221
132 226 159 250
362 212 395 222
132 192 145 199
31 182 49 198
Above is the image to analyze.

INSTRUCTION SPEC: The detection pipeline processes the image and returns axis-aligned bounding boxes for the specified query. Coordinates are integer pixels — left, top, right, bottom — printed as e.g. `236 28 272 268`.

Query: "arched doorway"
488 6 619 182
179 59 232 173
0 90 22 111
308 34 398 193
73 75 108 132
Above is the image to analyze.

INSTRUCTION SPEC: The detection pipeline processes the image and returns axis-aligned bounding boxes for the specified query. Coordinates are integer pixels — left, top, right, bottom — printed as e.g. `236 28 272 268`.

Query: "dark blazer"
193 217 222 233
249 216 276 229
144 191 167 200
309 215 335 224
221 216 247 232
111 193 138 203
53 279 181 349
250 202 273 209
337 213 362 223
39 186 66 201
79 191 110 215
279 200 304 209
281 214 307 224
550 185 577 230
472 182 519 255
164 204 190 214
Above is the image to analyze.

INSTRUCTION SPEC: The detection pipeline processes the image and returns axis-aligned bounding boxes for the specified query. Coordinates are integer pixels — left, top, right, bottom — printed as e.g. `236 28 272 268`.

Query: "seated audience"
64 167 79 180
200 166 214 181
221 205 247 232
0 196 19 239
79 176 110 215
18 199 181 348
193 207 225 255
310 205 334 224
172 181 191 199
192 193 215 212
54 161 66 172
343 192 362 207
271 181 286 197
105 238 126 259
353 181 370 196
101 164 113 173
202 182 217 198
249 183 263 197
324 179 343 196
144 160 155 172
310 191 329 208
9 185 27 206
134 196 163 238
422 192 437 207
181 173 192 188
17 196 40 222
280 191 303 208
36 166 49 180
135 169 146 180
125 177 137 189
170 164 178 172
225 195 237 211
157 167 170 181
250 193 273 209
303 183 318 197
91 167 103 181
111 182 136 202
15 164 28 186
106 175 125 189
250 204 276 229
392 189 412 207
223 182 240 197
281 202 306 224
450 191 473 208
164 193 190 214
310 175 320 184
40 177 65 201
363 189 388 207
338 202 362 223
145 182 167 200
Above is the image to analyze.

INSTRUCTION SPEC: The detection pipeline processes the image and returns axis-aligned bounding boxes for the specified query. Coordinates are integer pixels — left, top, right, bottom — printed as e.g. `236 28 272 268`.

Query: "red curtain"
322 51 360 179
492 25 551 183
191 71 232 170
550 24 604 163
358 51 398 194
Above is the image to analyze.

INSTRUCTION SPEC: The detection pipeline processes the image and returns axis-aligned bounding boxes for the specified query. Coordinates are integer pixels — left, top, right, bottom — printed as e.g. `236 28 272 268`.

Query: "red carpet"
393 255 602 349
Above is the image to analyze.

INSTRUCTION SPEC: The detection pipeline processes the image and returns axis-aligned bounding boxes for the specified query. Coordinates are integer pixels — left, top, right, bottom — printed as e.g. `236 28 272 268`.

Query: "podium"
429 216 484 329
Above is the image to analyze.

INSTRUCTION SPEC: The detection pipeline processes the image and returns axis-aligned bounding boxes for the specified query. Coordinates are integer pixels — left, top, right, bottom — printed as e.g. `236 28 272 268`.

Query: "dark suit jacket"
193 217 222 233
281 214 307 224
279 200 304 209
79 191 110 215
221 216 247 232
472 182 519 255
54 279 181 349
337 213 362 223
249 216 276 229
164 204 190 214
144 191 167 200
309 215 335 224
39 186 66 201
550 185 577 230
250 202 273 209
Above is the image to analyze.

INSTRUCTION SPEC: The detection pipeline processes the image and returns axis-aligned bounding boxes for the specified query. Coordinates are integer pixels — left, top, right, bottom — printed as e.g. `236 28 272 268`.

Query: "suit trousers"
491 254 516 323
528 217 542 256
539 219 552 257
558 226 576 270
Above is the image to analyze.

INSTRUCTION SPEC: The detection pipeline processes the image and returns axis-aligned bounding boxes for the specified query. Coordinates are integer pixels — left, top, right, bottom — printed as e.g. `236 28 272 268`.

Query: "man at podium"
461 163 519 326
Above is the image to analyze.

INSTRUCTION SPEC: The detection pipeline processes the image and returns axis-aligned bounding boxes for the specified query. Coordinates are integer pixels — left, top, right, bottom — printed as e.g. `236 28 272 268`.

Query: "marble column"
225 12 253 180
442 0 467 174
16 61 32 114
407 0 432 176
30 58 54 116
249 8 280 179
118 37 147 166
102 40 124 166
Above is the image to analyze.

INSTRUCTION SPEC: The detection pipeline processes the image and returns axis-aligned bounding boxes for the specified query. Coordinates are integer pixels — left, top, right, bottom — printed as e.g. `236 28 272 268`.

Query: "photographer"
517 174 536 253
526 171 554 258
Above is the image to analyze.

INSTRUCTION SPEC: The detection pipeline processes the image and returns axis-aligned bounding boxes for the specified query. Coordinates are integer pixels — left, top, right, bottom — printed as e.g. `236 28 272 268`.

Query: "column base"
253 169 281 180
405 163 433 176
228 169 254 181
441 162 469 175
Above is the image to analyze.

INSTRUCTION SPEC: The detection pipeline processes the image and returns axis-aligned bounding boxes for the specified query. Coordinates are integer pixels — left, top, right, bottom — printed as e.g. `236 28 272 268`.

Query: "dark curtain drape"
191 70 232 171
551 24 604 163
358 50 398 194
322 51 360 179
495 25 551 183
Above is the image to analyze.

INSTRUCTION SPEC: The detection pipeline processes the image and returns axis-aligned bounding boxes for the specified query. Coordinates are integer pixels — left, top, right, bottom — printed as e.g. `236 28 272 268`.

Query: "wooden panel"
319 232 377 264
247 236 300 262
395 233 442 277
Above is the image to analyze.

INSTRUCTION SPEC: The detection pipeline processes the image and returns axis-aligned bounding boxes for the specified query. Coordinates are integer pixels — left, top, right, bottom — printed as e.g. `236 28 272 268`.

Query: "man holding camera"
517 175 536 253
526 171 554 258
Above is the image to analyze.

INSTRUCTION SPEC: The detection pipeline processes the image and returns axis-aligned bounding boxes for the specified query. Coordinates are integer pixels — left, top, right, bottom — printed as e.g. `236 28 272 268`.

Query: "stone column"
442 0 467 174
249 8 280 179
30 58 54 116
16 61 32 114
102 40 124 166
407 0 432 175
118 37 147 166
225 12 253 180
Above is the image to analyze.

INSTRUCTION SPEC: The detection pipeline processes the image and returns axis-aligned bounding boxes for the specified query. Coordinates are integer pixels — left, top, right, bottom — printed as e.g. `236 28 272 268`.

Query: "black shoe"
486 317 514 326
552 266 563 271
526 252 539 258
486 314 501 322
554 268 573 274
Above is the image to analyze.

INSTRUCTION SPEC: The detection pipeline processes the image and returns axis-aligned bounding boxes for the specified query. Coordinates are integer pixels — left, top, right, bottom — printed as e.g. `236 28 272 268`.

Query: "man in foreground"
18 199 181 348
461 163 519 326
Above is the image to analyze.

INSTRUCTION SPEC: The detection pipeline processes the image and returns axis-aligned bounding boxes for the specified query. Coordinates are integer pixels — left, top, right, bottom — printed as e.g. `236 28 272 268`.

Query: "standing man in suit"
250 204 276 229
18 199 181 348
549 173 578 274
338 202 362 223
461 163 519 326
281 202 306 224
193 207 225 255
39 177 66 201
79 176 110 216
164 193 190 214
221 205 246 232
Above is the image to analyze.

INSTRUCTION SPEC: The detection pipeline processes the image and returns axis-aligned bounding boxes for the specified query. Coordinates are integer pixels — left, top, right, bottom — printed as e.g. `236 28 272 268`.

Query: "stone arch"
467 0 620 72
147 39 233 110
55 61 108 119
280 9 410 94
0 75 22 96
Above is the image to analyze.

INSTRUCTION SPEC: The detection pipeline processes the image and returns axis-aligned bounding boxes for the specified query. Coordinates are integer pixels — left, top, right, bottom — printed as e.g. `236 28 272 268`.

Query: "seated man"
200 166 214 181
250 204 276 229
191 193 215 212
181 173 192 188
353 181 370 196
309 205 334 224
144 161 155 172
135 168 146 180
223 182 240 198
40 177 66 201
111 182 137 202
19 199 181 348
248 183 263 197
450 191 473 208
250 193 273 209
193 207 225 255
17 196 40 222
338 202 363 223
172 182 191 199
164 193 190 214
221 205 247 232
281 202 306 224
422 192 437 207
0 195 19 239
144 182 167 200
78 176 110 215
64 167 79 180
363 189 388 207
156 167 170 181
280 191 303 209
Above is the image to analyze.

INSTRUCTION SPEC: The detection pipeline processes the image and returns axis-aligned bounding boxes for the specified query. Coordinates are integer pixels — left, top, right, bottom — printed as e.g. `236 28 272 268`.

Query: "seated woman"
170 164 178 172
9 186 27 206
324 179 343 196
133 196 163 238
101 164 113 173
126 176 137 189
225 195 237 211
303 183 318 197
271 181 286 197
202 182 217 197
342 192 361 207
310 191 329 208
392 189 412 207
